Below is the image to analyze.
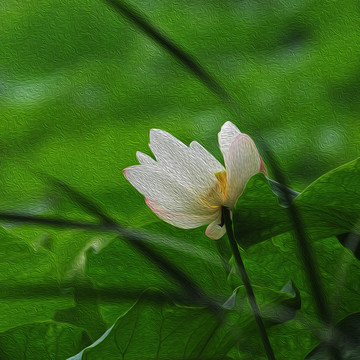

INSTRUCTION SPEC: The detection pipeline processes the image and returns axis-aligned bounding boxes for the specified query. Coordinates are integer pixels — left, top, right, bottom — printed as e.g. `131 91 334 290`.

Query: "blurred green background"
0 0 359 227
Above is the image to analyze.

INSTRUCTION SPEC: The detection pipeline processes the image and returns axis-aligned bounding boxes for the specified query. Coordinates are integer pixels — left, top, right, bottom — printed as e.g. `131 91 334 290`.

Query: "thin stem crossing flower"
123 121 266 239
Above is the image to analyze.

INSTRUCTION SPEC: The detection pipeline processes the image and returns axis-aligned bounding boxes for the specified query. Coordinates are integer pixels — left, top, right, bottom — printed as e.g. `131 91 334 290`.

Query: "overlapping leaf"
84 224 230 325
67 284 300 360
233 158 360 248
241 233 360 359
306 312 360 359
0 321 90 360
0 227 73 332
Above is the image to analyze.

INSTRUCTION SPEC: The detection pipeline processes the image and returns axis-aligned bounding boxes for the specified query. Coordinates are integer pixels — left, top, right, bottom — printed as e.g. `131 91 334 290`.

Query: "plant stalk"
222 207 276 360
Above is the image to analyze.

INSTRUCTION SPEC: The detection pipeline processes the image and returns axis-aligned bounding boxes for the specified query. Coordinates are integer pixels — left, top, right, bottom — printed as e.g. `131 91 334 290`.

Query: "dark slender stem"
103 0 230 101
102 0 246 123
222 207 276 360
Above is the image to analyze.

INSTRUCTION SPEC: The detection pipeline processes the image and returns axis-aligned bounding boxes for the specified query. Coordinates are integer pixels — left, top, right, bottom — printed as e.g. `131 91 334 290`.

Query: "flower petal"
145 198 216 229
149 129 221 195
189 141 225 173
136 151 156 165
123 164 217 216
205 214 226 239
218 121 242 161
259 155 268 176
224 134 260 208
149 129 188 164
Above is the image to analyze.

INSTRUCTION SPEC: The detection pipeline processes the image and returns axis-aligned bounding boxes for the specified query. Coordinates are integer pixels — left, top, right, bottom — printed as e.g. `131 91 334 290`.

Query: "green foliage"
243 234 360 359
233 157 360 248
0 227 73 332
306 313 360 359
53 279 108 342
0 321 90 360
84 224 231 326
1 0 360 358
0 165 359 359
2 155 359 358
68 285 300 360
0 158 359 358
68 289 234 360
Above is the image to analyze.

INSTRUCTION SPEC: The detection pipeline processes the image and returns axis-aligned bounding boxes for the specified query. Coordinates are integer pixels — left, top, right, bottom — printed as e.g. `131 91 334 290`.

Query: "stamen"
200 170 227 209
214 170 227 198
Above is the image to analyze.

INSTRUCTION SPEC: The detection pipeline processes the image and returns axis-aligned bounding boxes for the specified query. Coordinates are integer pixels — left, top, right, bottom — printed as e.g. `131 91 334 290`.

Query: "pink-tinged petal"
145 198 216 229
205 215 226 239
136 151 156 165
218 121 242 161
123 164 216 216
259 156 268 176
224 134 260 208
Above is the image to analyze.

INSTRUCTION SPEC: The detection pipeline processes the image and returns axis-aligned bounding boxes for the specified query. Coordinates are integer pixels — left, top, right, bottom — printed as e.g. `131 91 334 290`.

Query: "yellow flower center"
199 170 227 210
214 170 227 198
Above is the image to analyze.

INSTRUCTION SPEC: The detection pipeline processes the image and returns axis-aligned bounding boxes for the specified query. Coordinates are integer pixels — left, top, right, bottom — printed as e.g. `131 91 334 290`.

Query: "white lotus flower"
123 121 267 239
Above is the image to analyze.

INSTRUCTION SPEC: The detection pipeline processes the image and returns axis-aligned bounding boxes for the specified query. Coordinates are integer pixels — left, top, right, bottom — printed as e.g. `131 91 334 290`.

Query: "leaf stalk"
222 206 276 360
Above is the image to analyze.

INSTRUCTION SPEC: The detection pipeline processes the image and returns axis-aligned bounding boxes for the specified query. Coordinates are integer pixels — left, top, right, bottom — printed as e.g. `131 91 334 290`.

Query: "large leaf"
68 284 300 360
67 289 235 360
295 157 360 239
85 223 231 325
306 312 360 359
0 227 73 332
7 226 111 283
239 233 360 359
53 278 108 342
3 226 109 340
233 172 290 248
234 281 301 327
0 320 90 360
233 158 360 249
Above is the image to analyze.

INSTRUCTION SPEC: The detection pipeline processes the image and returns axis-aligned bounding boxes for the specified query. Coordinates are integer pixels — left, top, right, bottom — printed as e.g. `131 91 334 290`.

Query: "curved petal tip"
218 121 242 161
205 217 226 239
